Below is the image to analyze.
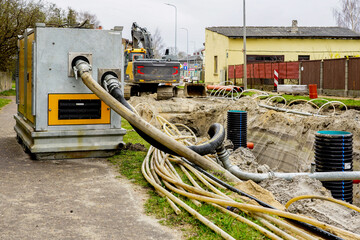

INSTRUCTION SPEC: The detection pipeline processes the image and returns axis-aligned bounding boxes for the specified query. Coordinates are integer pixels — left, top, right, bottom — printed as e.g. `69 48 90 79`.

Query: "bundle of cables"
138 114 360 240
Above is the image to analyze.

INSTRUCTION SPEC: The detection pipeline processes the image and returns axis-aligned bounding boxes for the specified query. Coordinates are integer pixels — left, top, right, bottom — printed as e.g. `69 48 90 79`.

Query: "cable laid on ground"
142 146 237 240
180 157 346 240
285 195 360 213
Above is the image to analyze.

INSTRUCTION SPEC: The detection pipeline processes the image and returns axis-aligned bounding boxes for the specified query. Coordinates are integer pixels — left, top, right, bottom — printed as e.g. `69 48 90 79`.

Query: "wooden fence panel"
348 58 360 91
323 59 345 89
301 60 321 86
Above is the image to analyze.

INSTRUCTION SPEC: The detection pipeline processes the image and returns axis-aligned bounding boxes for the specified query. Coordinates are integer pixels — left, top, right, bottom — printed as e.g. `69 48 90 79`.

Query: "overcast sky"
49 0 341 53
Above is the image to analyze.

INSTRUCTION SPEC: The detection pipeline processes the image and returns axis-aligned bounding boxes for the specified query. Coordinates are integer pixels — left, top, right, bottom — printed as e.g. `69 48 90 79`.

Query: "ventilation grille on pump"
58 99 101 119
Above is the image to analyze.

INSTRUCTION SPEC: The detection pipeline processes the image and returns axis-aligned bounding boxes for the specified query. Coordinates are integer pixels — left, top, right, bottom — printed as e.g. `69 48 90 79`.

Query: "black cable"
180 157 345 240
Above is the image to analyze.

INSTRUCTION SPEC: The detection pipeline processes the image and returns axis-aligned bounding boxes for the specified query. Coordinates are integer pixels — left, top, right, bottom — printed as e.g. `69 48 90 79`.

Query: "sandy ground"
130 93 360 236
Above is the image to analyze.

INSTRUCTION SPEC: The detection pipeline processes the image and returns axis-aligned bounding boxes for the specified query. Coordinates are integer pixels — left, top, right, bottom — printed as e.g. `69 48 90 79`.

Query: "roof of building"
206 26 360 39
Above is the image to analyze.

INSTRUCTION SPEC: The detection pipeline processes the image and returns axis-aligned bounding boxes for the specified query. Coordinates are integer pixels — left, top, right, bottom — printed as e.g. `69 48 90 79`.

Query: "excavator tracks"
156 85 175 100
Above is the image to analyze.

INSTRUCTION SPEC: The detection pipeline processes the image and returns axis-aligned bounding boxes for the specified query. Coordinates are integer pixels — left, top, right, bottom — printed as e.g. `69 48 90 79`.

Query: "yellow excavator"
124 22 180 100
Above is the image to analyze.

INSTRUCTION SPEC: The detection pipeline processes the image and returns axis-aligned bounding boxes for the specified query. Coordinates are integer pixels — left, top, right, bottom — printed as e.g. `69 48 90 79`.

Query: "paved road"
0 97 181 240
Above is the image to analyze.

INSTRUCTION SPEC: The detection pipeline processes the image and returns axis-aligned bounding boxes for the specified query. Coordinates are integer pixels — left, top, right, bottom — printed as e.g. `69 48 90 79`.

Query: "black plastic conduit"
315 130 353 203
227 110 247 149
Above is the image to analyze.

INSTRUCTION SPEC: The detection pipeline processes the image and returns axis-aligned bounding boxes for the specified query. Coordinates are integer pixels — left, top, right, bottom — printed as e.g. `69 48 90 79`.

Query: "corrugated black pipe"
188 123 225 155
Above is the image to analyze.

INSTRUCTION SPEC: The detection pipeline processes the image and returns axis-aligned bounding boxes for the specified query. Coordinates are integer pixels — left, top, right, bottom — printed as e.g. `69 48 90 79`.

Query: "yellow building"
205 20 360 84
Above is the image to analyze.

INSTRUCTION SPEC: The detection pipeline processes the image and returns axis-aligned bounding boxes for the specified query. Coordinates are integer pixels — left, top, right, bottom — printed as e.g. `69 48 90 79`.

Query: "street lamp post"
165 3 177 55
190 40 196 53
181 27 189 78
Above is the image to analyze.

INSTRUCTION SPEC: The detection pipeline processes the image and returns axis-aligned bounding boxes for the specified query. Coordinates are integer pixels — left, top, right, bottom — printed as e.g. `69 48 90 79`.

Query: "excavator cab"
124 48 146 80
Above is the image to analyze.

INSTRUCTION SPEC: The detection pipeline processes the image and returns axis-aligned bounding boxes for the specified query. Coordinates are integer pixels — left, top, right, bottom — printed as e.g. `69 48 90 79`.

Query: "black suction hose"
110 87 225 156
111 88 178 155
180 157 344 240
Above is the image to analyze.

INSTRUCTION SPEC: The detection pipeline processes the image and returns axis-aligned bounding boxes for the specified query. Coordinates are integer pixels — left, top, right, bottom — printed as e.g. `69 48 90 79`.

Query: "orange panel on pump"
48 94 111 125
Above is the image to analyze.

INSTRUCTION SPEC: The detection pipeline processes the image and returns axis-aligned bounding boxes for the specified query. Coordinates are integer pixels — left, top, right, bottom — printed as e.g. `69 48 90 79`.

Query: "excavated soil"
129 94 360 236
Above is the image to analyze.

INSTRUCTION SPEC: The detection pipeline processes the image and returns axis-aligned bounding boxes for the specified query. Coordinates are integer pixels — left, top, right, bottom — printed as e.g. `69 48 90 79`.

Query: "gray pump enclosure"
14 24 126 159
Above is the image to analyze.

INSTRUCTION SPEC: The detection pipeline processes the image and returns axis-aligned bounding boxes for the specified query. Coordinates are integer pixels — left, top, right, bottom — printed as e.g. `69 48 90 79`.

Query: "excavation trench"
129 94 360 235
129 95 360 174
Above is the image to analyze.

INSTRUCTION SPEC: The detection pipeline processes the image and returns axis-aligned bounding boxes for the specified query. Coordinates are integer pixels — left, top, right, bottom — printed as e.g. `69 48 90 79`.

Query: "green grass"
0 87 16 110
0 89 16 96
0 98 11 110
109 119 269 240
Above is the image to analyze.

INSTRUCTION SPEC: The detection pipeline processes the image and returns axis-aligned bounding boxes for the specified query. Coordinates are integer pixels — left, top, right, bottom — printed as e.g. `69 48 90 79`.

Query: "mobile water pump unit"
14 23 126 159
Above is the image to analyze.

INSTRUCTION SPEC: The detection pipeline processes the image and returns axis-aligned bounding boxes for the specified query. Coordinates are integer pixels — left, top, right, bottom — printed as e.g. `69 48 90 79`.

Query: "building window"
247 55 284 63
298 55 310 61
214 56 218 74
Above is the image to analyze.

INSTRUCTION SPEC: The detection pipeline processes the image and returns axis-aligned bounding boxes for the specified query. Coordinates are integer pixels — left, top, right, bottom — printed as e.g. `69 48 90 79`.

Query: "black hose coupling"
216 146 230 166
102 73 121 94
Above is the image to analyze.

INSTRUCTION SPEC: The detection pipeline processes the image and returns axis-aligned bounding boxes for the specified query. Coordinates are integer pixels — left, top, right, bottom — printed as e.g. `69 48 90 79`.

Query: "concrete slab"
0 97 182 240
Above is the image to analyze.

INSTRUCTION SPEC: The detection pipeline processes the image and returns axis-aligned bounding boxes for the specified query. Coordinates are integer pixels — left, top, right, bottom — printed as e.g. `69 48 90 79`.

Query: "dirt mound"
260 176 360 234
233 180 285 210
229 147 271 173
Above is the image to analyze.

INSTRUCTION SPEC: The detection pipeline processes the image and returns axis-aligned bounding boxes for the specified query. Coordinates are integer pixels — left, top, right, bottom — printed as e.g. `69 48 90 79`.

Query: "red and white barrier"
274 69 279 91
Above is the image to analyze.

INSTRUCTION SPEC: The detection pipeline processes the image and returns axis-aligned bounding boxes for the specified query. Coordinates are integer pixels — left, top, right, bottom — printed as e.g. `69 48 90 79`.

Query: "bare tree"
333 0 360 32
45 5 100 29
77 11 100 29
152 28 165 58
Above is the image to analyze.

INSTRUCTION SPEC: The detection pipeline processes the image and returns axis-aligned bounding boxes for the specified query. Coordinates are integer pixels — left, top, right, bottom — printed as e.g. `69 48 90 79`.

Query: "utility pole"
243 0 247 90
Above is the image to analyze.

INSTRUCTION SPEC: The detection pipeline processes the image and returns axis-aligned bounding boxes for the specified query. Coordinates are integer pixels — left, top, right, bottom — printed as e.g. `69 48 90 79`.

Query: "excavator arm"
131 22 154 59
